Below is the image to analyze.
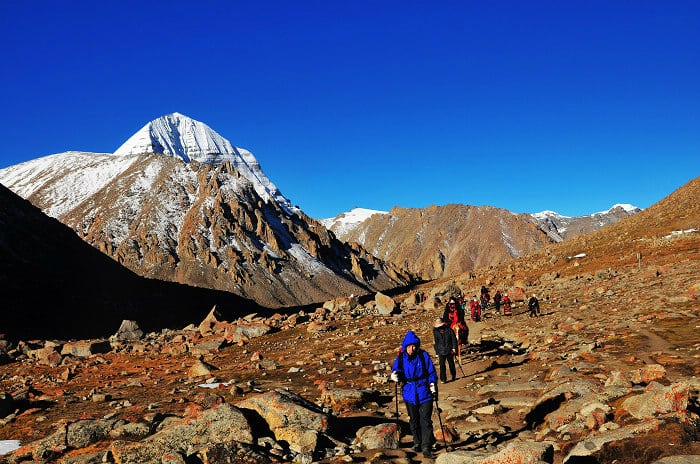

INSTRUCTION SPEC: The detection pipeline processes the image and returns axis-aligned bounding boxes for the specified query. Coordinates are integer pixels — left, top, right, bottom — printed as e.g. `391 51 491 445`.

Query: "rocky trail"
1 230 699 463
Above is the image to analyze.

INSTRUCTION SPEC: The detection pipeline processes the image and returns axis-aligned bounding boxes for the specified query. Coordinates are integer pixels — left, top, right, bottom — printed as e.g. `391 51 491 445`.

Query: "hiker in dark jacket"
493 290 502 314
391 330 439 458
528 294 540 317
432 318 458 383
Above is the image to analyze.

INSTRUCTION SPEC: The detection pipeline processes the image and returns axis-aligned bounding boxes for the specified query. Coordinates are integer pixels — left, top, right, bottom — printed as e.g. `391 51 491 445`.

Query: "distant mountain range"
321 204 640 280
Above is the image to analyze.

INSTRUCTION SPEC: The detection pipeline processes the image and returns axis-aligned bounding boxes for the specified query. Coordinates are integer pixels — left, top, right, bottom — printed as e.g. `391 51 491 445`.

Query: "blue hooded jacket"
392 330 438 405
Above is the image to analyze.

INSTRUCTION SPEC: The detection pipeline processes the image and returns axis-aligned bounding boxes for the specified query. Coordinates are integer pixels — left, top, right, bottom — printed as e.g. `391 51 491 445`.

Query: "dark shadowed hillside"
0 184 265 341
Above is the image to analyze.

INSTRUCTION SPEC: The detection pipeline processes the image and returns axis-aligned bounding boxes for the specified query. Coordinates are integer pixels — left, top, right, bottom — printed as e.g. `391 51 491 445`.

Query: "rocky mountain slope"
323 204 557 280
0 113 411 308
323 204 641 281
0 177 697 464
0 183 265 341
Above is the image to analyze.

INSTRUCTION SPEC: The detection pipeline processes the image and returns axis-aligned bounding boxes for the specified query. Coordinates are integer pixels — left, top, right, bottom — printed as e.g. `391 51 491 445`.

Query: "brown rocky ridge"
0 177 698 463
325 204 640 282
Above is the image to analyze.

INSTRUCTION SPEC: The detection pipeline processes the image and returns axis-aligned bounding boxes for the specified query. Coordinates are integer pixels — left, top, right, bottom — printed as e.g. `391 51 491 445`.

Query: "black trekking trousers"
437 353 456 382
405 400 434 452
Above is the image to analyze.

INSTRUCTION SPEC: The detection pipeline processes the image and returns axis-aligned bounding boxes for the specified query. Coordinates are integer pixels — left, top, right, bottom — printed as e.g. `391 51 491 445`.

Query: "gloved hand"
429 383 437 399
390 371 400 383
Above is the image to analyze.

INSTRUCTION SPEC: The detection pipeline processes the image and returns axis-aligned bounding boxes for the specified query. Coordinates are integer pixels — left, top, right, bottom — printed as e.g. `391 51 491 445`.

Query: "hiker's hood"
401 330 421 350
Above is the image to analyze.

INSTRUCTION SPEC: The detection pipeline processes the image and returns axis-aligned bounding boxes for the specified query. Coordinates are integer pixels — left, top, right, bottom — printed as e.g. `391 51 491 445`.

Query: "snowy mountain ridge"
114 112 297 215
325 204 641 242
532 203 640 220
320 207 388 236
322 203 643 279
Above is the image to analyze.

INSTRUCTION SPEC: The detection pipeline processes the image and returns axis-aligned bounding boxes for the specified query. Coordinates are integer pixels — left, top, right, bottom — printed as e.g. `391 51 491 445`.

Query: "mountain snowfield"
0 113 296 219
320 207 388 236
0 113 409 307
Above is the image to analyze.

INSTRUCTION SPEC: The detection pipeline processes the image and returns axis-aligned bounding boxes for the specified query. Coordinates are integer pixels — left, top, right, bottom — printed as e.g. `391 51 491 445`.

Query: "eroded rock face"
0 151 412 309
326 204 557 280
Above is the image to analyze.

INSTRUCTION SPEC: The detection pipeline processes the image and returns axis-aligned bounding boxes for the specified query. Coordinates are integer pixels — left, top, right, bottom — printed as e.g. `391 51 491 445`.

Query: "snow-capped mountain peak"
320 207 388 236
114 112 297 215
114 112 235 163
532 210 570 220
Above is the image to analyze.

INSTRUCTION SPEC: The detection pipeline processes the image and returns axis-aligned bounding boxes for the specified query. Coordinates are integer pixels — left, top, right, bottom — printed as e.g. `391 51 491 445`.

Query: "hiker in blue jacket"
390 330 439 458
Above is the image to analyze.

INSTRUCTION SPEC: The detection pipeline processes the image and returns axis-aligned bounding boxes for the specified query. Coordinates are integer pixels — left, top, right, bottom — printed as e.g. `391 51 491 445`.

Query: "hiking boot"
423 449 435 459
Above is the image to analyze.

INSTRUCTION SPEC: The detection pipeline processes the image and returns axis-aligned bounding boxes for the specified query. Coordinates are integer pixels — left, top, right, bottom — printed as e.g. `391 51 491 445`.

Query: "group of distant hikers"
390 287 542 458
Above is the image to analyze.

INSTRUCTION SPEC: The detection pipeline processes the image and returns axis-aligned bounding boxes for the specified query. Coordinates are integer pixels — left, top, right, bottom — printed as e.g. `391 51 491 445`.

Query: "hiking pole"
394 381 400 419
393 381 401 444
456 353 466 377
433 393 449 451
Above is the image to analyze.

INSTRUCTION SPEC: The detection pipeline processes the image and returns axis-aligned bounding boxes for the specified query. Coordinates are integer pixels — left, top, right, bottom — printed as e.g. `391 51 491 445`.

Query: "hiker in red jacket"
469 296 481 322
442 298 465 328
502 294 512 316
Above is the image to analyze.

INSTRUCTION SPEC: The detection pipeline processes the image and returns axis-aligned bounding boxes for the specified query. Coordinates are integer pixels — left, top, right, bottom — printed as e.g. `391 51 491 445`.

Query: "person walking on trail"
432 318 458 384
502 293 512 316
442 298 465 328
480 287 490 314
469 296 481 322
493 290 502 314
391 330 439 458
528 294 540 317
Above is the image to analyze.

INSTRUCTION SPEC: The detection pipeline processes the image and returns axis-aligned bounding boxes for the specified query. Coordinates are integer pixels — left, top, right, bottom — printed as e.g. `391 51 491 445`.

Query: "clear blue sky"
1 1 698 218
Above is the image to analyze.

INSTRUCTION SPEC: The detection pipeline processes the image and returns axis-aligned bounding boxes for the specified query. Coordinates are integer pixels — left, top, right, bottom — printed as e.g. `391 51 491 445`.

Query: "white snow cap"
114 112 238 162
114 112 298 215
320 207 387 235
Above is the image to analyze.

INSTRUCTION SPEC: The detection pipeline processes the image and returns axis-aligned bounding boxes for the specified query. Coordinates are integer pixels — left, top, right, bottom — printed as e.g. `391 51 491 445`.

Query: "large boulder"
323 295 360 313
354 423 400 450
237 389 329 454
621 381 689 419
61 339 111 358
436 440 553 464
110 404 254 463
563 419 662 463
199 305 227 336
320 388 379 413
375 292 396 315
27 345 62 367
112 320 144 341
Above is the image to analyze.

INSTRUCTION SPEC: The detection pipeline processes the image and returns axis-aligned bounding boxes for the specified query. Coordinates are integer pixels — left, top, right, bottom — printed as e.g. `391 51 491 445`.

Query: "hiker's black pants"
405 399 434 451
437 354 456 382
